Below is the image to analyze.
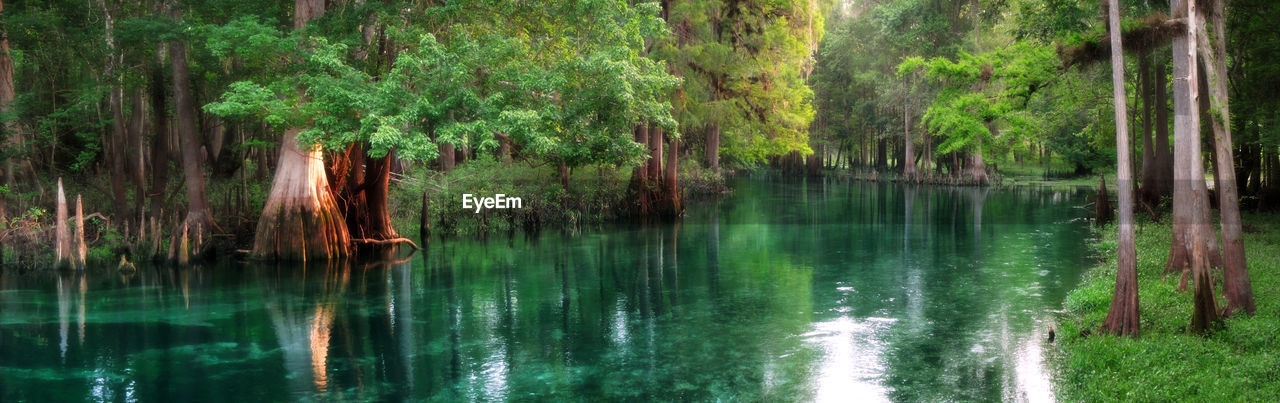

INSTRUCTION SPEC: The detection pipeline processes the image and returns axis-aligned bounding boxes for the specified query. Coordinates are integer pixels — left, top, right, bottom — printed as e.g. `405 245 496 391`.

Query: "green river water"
0 177 1095 401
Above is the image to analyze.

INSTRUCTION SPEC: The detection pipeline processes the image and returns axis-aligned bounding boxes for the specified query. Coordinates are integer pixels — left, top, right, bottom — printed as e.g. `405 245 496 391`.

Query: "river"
0 176 1095 401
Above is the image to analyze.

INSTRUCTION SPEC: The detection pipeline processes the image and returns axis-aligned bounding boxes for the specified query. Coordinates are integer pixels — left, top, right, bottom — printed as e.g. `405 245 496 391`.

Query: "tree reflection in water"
0 179 1093 402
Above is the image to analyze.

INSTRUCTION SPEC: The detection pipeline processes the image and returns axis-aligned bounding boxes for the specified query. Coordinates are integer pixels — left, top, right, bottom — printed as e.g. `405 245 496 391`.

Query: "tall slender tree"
168 1 217 248
1172 0 1220 333
1101 0 1139 337
1194 0 1255 316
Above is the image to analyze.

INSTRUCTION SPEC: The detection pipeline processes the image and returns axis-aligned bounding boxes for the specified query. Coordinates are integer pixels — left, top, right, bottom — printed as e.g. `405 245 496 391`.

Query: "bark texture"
1166 0 1219 276
55 179 70 269
1195 0 1254 316
252 130 351 260
662 134 681 216
251 0 350 261
1 0 34 190
1101 0 1140 337
1177 0 1220 333
169 7 217 247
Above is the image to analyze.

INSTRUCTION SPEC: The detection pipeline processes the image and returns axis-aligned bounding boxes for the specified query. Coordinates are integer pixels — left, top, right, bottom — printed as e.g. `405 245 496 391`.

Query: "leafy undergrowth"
1052 213 1280 400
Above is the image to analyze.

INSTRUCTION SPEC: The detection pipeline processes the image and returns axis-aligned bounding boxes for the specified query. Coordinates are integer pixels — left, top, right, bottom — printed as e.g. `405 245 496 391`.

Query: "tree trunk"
627 124 652 215
100 0 131 223
251 0 350 261
1174 0 1219 332
663 134 680 215
1100 0 1139 336
1152 55 1173 201
252 130 350 260
903 104 917 180
169 5 216 249
1139 53 1158 205
706 123 720 174
361 150 398 240
149 44 172 217
876 138 887 170
0 0 14 188
1195 0 1254 316
1166 0 1219 277
497 133 512 164
439 142 455 172
966 136 989 185
55 179 71 269
1 0 33 192
558 161 569 190
73 195 86 271
127 90 147 217
649 126 663 182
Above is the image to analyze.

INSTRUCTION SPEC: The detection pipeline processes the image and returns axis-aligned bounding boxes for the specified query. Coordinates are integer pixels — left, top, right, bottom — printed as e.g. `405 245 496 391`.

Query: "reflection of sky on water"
804 315 894 402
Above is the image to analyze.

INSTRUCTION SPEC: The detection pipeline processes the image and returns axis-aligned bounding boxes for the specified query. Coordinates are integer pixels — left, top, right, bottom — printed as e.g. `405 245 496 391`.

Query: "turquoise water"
0 177 1094 401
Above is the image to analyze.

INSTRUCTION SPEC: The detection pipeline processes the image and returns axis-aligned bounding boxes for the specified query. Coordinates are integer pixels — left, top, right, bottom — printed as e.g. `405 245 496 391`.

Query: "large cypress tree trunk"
1195 0 1254 316
1166 0 1218 277
965 134 989 185
169 4 216 250
251 0 350 261
360 151 399 240
1174 0 1219 332
1101 0 1139 337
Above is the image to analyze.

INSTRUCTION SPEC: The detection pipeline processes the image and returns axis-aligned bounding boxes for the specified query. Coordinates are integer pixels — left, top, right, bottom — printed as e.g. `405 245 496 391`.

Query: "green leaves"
199 0 678 171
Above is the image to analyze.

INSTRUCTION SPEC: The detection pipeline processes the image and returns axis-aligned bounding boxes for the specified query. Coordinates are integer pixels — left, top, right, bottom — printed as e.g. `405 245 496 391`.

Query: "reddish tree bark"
1166 0 1219 279
627 124 654 216
251 0 350 261
1101 0 1139 337
1195 0 1254 316
169 4 216 249
663 134 681 215
1176 0 1220 333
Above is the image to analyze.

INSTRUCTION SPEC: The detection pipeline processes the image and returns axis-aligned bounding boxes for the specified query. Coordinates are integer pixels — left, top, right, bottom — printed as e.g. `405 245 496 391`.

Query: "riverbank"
1051 213 1280 400
389 156 727 238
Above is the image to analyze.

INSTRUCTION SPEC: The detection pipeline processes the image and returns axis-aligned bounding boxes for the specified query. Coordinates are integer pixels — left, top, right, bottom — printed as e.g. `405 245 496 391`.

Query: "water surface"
0 177 1094 401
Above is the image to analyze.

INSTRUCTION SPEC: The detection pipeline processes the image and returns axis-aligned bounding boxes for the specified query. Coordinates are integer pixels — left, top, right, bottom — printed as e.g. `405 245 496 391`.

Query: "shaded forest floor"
1052 213 1280 400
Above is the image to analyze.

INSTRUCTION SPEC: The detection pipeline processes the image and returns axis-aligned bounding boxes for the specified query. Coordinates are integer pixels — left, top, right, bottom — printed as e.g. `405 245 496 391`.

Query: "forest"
1 0 1279 400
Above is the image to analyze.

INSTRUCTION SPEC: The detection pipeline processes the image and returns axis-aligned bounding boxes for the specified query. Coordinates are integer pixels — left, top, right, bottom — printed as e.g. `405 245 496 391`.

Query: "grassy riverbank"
1052 213 1280 400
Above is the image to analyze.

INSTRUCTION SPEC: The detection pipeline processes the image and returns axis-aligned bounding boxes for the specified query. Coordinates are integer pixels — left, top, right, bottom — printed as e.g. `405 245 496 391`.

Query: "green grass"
1052 213 1280 400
